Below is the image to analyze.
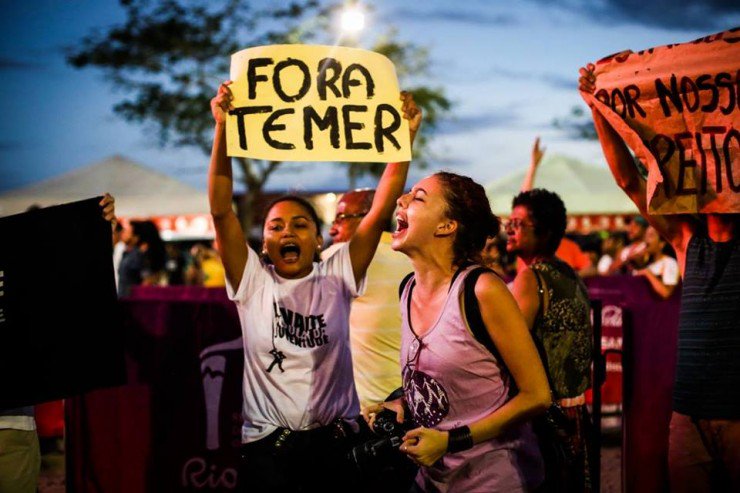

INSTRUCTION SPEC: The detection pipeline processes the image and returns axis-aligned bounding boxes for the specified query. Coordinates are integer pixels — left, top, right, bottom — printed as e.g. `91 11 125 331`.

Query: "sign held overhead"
226 44 411 163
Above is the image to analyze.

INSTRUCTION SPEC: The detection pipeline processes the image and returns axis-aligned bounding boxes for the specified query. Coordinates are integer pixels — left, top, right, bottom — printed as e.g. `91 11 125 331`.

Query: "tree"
68 0 450 233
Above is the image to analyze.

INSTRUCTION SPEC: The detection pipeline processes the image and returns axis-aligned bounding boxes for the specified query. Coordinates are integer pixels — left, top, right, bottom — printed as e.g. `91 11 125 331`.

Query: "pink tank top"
400 265 543 492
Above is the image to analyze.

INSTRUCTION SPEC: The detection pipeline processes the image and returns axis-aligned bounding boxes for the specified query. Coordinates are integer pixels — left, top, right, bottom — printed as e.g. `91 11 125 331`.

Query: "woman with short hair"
507 188 594 492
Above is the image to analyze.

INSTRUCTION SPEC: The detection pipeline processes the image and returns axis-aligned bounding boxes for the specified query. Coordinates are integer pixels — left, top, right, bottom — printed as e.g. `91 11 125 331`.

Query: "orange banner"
581 28 740 215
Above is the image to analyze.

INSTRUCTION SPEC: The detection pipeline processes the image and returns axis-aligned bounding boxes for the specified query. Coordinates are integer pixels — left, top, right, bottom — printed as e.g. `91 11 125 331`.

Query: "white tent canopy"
0 155 210 218
485 154 637 216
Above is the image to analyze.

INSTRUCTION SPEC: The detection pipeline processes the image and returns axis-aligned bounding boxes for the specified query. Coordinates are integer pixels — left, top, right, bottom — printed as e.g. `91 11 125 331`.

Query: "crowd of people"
205 62 736 492
207 79 593 493
112 221 227 296
481 215 680 300
109 68 728 492
479 135 681 302
4 57 736 492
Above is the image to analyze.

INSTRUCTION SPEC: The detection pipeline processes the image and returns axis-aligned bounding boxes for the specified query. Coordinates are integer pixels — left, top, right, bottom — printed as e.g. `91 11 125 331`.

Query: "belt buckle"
272 428 292 454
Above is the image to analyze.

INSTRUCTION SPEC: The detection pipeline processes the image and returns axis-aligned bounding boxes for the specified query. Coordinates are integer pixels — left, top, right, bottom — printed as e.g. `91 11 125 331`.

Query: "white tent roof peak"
0 155 209 217
485 153 638 215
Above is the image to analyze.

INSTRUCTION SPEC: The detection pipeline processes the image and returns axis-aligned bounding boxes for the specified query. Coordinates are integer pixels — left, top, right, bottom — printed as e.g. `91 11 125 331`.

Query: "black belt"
243 419 360 457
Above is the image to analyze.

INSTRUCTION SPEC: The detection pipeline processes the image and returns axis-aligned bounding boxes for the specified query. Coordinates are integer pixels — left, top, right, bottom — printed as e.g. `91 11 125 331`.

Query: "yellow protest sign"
581 29 740 214
226 44 411 163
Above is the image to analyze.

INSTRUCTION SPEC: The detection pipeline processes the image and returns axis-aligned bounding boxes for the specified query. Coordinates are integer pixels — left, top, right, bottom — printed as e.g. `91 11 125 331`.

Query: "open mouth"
395 216 408 233
279 243 301 262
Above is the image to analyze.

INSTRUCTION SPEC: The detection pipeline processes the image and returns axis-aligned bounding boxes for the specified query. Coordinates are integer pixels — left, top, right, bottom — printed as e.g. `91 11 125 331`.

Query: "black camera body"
349 409 412 475
372 409 408 442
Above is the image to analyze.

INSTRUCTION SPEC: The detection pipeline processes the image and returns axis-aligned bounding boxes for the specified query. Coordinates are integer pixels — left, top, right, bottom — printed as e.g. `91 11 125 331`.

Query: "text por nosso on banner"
580 28 739 215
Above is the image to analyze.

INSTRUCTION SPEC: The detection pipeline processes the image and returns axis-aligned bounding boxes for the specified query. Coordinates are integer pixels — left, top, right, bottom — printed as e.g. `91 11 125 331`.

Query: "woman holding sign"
366 172 550 492
209 80 420 492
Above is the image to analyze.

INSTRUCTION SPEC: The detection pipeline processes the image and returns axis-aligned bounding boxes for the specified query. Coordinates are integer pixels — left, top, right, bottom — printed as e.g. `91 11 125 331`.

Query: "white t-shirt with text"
226 243 365 443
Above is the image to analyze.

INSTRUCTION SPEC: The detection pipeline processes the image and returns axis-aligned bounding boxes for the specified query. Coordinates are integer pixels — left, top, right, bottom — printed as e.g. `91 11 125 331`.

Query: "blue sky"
1 0 738 196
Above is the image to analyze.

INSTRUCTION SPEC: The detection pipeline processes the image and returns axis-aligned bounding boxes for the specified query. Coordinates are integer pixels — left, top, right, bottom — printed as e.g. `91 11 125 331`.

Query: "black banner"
0 197 124 409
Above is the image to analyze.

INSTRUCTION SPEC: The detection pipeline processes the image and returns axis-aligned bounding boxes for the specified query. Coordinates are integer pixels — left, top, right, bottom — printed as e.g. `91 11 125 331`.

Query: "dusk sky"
1 0 738 197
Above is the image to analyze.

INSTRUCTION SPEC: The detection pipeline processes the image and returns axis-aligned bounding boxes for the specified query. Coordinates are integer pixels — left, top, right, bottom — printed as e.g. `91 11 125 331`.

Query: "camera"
349 408 412 475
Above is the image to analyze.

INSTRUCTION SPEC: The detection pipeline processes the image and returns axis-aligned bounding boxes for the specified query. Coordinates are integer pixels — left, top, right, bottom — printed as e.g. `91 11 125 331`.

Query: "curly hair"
511 188 567 255
434 171 501 266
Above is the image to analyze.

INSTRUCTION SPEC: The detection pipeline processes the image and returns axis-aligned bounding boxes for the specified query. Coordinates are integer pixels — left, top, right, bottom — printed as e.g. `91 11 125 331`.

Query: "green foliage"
68 0 324 154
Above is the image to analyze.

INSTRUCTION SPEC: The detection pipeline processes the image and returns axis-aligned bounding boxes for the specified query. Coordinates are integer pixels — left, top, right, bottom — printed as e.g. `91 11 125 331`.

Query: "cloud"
539 74 575 91
0 56 42 71
436 109 519 136
528 0 740 31
387 8 518 27
486 67 575 91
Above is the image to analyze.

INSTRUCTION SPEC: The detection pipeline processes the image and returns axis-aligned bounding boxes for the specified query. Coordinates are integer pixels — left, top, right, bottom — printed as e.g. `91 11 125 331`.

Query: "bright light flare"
340 7 365 34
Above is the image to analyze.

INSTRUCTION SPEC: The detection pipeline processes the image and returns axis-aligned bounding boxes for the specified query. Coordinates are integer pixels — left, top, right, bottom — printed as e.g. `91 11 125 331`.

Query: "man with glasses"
518 136 596 277
324 189 417 490
324 189 412 410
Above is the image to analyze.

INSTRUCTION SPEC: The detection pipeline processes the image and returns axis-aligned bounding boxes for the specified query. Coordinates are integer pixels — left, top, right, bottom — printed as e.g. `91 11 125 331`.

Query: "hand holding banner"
226 44 411 163
580 29 740 215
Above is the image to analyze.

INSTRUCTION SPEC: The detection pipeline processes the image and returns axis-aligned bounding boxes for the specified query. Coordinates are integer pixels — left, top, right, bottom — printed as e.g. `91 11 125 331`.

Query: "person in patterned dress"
507 188 594 492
